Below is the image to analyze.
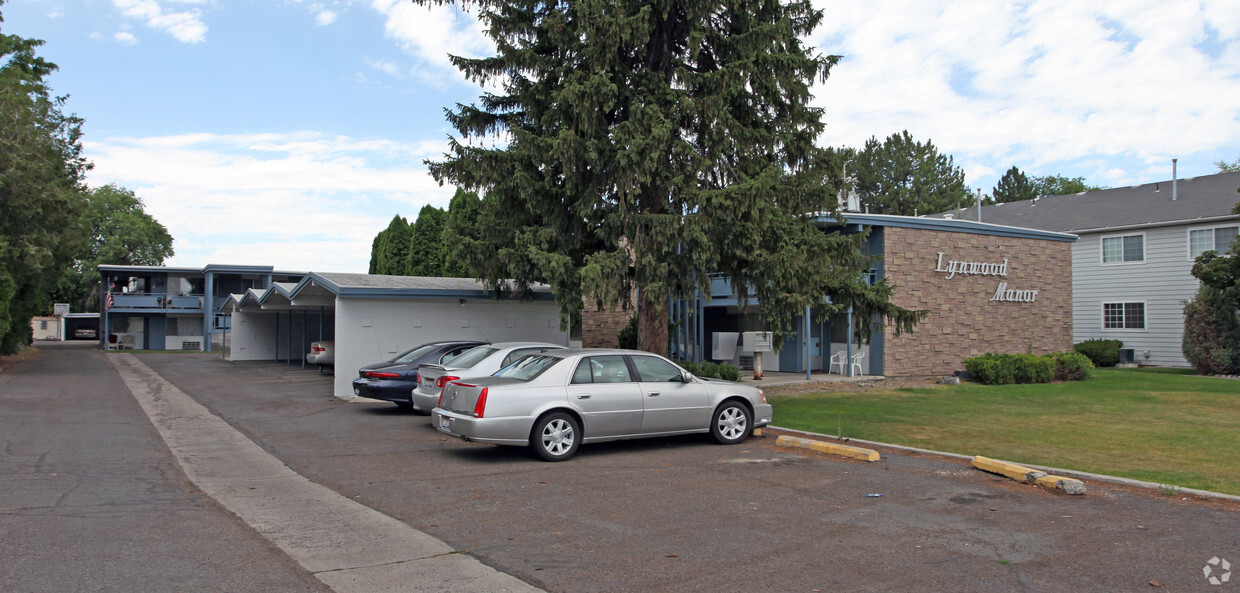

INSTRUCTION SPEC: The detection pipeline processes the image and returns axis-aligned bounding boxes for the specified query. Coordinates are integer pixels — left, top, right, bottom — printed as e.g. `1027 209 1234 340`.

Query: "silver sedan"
432 349 772 461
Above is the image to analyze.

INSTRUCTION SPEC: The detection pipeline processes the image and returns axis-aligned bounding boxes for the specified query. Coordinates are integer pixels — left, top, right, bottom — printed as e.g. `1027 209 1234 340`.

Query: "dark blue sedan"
352 341 485 409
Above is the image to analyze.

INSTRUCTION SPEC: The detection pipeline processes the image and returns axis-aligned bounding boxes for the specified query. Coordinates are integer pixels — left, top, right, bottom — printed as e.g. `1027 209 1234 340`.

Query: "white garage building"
223 273 570 399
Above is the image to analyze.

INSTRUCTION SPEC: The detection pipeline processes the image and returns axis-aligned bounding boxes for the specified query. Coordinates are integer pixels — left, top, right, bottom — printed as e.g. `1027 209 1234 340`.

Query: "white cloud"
83 132 457 271
112 0 208 43
369 0 495 86
315 10 338 26
114 31 138 45
809 0 1240 187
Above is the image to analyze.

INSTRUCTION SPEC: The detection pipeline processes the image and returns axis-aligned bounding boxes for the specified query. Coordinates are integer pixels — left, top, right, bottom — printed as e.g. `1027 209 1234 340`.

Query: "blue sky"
6 0 1240 272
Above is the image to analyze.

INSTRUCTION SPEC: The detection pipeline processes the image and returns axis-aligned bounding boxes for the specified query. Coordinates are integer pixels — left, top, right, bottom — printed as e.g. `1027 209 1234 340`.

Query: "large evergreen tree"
407 204 446 276
992 166 1037 204
850 130 969 216
420 0 924 354
441 188 482 277
371 215 412 275
0 6 91 353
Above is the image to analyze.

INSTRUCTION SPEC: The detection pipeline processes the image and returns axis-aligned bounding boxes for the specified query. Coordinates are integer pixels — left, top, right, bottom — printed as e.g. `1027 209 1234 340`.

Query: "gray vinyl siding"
1072 225 1201 367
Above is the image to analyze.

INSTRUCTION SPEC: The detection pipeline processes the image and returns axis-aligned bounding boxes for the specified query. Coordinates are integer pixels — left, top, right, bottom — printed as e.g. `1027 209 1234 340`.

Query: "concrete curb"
770 425 1240 503
972 455 1048 484
774 435 881 462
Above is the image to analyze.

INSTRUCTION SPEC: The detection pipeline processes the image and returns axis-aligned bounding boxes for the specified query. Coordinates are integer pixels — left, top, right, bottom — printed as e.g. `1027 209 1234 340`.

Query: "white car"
307 341 335 366
410 341 565 412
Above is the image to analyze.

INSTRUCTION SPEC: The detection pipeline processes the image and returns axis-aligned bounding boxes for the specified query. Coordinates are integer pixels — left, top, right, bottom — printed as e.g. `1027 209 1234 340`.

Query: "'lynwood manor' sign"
934 252 1039 303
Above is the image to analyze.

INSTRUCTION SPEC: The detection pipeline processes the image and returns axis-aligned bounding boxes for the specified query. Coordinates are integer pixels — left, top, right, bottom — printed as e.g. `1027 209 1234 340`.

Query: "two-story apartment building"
99 264 306 351
933 170 1240 367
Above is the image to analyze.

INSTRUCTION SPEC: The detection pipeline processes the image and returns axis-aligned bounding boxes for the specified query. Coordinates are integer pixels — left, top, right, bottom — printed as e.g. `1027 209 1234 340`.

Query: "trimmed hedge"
1074 339 1123 367
962 351 1092 385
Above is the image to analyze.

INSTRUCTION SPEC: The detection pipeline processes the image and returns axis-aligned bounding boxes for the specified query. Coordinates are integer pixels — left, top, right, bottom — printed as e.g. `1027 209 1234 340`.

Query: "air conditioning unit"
1117 348 1135 364
738 355 754 370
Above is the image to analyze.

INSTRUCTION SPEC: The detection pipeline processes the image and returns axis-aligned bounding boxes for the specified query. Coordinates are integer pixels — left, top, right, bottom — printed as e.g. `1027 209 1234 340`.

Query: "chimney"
1172 158 1178 200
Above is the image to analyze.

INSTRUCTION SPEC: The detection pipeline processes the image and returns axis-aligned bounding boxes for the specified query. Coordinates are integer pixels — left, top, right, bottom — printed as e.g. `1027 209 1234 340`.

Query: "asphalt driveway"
7 345 1240 592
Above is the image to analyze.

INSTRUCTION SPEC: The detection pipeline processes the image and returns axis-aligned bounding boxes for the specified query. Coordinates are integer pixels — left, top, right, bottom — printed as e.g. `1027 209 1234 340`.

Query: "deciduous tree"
419 0 924 353
0 6 91 353
1031 174 1102 196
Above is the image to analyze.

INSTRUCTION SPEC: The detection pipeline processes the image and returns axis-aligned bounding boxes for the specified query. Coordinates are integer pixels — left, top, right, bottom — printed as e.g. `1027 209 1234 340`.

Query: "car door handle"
576 393 591 400
648 391 660 397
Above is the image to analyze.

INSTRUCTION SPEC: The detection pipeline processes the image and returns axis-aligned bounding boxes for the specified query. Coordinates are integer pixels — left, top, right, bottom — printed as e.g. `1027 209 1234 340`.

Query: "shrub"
1074 339 1123 367
617 315 638 350
1183 285 1240 375
1012 354 1054 384
1043 351 1093 381
718 364 741 382
674 359 742 381
962 353 1016 385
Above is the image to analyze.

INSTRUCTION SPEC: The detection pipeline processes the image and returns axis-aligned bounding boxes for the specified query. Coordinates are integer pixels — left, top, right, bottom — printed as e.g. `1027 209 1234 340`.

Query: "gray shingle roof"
929 171 1240 232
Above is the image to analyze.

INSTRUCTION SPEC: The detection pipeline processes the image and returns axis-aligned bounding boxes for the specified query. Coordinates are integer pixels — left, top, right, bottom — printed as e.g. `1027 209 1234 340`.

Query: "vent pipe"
1172 158 1178 200
976 188 982 222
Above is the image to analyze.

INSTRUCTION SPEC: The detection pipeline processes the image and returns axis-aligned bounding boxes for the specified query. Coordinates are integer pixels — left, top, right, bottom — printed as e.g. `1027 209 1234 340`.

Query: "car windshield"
493 354 562 381
391 344 440 364
447 346 499 369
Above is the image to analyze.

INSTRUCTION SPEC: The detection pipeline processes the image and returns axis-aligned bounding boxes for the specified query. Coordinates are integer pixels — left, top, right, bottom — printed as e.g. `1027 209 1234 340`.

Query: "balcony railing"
108 293 205 311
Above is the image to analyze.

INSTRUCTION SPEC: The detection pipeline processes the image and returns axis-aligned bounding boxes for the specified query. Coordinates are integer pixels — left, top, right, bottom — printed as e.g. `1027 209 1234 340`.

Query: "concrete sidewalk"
107 353 542 593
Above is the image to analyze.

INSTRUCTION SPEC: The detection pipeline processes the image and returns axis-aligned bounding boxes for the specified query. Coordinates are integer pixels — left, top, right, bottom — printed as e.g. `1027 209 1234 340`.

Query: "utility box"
741 331 773 352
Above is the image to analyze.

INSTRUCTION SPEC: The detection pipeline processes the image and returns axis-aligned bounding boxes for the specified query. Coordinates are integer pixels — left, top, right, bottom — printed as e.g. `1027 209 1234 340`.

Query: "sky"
5 0 1240 273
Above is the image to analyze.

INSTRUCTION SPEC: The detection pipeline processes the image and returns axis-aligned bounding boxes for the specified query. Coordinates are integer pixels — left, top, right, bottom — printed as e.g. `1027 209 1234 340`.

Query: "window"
492 354 560 381
630 356 684 382
572 355 633 384
1103 302 1145 330
1101 234 1144 263
1189 225 1239 259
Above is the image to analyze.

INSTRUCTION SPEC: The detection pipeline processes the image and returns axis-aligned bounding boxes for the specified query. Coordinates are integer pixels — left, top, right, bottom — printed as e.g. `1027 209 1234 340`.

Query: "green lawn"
769 368 1240 495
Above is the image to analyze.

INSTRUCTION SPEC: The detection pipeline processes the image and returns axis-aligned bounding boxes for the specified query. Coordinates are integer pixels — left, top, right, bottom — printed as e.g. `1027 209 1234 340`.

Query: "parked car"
432 349 772 461
73 328 97 339
411 341 567 413
352 341 485 409
307 341 335 366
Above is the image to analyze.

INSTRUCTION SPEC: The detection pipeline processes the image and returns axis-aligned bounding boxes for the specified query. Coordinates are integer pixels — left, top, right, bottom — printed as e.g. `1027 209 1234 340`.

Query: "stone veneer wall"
580 294 637 348
882 226 1073 376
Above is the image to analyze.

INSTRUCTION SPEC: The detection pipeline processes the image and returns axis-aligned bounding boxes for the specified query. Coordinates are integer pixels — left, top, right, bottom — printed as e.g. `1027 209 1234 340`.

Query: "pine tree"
407 204 446 277
373 215 411 275
992 166 1037 203
441 188 482 278
850 130 968 216
420 0 924 353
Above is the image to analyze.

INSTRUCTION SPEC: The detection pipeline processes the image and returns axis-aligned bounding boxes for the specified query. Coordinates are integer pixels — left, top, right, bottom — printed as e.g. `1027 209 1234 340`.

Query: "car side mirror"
680 371 694 383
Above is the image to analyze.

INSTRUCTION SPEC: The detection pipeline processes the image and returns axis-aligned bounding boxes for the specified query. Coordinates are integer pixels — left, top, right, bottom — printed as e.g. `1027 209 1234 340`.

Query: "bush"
962 353 1016 385
1012 354 1054 384
1183 285 1240 375
674 359 742 381
1074 339 1123 367
963 353 1059 385
617 315 638 350
1043 351 1093 381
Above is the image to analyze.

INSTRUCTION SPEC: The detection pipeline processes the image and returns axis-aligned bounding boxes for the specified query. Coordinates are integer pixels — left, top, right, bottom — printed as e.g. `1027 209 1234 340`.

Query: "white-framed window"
1101 233 1145 264
1102 302 1146 330
1188 225 1239 259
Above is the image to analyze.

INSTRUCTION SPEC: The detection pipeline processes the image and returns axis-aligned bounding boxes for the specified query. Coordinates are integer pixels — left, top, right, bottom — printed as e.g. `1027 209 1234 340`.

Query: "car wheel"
711 400 751 445
531 412 580 461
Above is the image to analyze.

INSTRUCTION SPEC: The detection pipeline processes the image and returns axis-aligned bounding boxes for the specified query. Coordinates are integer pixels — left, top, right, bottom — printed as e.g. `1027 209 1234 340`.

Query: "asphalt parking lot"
7 344 1240 592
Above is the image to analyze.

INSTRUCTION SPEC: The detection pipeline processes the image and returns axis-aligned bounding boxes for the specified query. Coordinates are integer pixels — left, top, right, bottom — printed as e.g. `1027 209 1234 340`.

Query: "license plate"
440 416 451 431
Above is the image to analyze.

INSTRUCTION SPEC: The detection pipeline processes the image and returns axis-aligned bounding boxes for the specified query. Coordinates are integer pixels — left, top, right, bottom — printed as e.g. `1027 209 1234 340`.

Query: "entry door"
631 355 709 433
570 355 643 438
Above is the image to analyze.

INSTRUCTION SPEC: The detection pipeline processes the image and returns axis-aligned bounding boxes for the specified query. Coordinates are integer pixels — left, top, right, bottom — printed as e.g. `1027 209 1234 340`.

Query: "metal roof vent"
1172 158 1178 200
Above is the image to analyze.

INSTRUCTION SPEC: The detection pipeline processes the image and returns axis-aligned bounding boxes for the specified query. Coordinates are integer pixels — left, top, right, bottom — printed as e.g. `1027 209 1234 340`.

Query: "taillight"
473 387 488 418
435 375 459 388
312 346 324 353
366 371 400 379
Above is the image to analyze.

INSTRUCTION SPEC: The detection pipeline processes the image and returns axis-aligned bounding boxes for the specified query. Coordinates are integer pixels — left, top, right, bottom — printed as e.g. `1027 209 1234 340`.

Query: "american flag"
105 281 113 310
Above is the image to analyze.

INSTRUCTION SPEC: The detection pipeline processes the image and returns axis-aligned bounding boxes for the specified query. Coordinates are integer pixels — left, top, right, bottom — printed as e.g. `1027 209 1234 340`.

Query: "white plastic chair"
120 335 135 350
828 351 847 374
850 351 866 376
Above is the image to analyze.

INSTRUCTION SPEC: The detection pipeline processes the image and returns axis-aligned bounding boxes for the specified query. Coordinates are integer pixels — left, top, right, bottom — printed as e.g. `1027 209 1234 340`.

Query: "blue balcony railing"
108 293 205 311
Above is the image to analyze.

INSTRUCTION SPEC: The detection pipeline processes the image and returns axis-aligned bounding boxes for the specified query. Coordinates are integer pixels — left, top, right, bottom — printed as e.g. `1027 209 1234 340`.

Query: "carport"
222 273 569 399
